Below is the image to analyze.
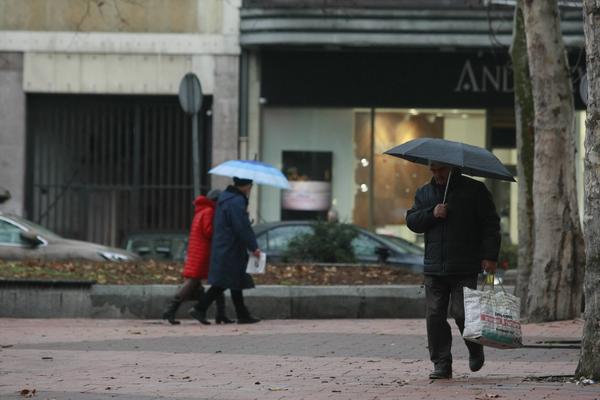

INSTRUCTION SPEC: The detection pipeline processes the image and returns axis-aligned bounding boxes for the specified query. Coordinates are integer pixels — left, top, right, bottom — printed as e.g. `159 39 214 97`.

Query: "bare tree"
576 0 600 381
521 0 584 321
509 0 535 315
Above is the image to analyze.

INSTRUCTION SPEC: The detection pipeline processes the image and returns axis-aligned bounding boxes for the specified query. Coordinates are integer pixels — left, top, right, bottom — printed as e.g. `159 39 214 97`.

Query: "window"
256 233 267 251
267 226 313 252
351 233 381 257
0 220 26 245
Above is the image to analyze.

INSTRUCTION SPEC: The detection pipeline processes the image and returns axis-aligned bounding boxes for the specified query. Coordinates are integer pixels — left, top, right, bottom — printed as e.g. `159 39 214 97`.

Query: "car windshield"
4 215 61 239
378 235 423 255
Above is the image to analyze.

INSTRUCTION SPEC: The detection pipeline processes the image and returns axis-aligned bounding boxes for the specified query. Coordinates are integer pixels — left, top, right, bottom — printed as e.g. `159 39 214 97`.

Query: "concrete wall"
0 52 25 216
0 0 224 33
0 283 428 319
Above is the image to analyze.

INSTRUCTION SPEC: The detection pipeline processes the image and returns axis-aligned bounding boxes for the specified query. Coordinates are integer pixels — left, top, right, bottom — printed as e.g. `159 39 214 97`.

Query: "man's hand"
252 249 261 257
481 259 497 274
433 204 448 219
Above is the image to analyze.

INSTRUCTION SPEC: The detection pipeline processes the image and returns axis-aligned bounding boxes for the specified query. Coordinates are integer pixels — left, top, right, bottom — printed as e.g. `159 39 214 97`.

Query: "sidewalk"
0 318 596 400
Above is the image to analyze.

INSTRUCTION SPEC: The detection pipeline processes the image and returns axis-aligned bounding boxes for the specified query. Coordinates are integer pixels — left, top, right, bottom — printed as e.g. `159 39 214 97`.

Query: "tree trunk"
522 0 585 322
509 0 535 315
576 0 600 381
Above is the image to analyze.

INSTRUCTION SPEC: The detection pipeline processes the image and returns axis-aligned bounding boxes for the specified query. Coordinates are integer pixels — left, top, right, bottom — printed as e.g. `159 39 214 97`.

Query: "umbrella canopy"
384 138 516 182
209 160 291 189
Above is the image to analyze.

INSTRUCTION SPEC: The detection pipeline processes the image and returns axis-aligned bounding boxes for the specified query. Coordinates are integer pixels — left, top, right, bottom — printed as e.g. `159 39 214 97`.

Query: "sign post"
178 73 204 198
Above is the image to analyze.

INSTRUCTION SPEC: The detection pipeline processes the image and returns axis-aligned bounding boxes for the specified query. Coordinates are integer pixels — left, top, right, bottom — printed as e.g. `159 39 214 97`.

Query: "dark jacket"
406 174 500 276
208 186 258 290
182 196 215 280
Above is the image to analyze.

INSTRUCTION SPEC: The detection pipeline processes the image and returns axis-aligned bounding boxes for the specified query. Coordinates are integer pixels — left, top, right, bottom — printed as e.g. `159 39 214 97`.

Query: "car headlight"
99 251 131 262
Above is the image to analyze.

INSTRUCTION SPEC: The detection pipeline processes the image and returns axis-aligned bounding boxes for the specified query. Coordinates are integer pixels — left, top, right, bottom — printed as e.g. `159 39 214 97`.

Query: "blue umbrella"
209 160 291 190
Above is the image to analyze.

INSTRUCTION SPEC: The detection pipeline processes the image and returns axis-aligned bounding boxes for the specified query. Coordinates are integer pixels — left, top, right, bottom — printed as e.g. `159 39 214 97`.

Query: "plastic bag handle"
480 273 507 293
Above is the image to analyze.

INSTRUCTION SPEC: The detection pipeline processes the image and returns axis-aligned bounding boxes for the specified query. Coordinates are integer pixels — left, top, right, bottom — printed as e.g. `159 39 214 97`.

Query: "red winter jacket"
182 196 216 279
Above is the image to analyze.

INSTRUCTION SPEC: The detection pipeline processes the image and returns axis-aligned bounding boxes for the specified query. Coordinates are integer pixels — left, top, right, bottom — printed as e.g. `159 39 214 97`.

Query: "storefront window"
260 107 505 245
353 108 488 243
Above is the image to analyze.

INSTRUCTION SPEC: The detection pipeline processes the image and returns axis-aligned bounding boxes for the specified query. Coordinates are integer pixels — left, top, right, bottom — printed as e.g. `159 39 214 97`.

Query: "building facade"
239 0 587 245
0 0 241 246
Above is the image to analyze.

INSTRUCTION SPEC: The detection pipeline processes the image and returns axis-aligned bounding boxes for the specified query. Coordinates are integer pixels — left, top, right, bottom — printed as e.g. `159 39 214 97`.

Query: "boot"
468 347 485 372
215 293 234 324
162 297 182 325
237 314 261 324
189 305 211 325
429 364 452 379
231 290 261 324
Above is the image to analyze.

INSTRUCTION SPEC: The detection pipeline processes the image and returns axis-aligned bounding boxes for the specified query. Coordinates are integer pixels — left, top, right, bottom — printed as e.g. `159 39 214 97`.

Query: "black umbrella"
384 138 516 202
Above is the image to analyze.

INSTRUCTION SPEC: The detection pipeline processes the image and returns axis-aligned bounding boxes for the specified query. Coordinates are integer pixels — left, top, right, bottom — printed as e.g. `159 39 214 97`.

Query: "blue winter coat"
208 186 259 290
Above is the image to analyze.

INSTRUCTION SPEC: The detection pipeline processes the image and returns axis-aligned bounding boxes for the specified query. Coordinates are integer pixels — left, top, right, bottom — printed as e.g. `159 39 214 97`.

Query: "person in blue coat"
189 177 261 324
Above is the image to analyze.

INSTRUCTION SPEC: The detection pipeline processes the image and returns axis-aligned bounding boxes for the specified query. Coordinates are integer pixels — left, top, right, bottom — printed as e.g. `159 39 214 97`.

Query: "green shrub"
283 221 358 263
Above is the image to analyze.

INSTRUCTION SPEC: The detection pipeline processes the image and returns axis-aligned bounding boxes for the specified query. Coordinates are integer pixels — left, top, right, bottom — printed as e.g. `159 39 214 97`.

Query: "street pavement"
0 318 597 400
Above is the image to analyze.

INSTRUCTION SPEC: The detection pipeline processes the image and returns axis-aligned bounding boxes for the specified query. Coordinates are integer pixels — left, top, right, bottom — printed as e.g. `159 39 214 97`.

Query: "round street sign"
178 73 203 115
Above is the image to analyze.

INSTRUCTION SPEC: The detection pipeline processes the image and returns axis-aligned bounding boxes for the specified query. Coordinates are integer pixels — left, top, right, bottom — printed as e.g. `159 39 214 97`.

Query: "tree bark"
576 0 600 381
522 0 585 322
509 0 535 315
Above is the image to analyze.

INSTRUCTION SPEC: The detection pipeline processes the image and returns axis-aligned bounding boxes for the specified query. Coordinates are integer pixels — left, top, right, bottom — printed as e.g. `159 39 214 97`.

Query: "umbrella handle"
442 169 452 204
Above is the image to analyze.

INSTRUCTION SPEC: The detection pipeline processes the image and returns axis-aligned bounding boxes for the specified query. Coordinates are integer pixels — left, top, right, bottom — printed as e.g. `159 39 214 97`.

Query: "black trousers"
176 278 226 315
424 274 483 369
197 286 250 319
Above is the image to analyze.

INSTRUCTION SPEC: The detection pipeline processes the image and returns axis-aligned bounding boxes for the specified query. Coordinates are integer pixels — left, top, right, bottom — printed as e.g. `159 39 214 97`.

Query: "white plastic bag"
463 284 522 349
246 252 267 274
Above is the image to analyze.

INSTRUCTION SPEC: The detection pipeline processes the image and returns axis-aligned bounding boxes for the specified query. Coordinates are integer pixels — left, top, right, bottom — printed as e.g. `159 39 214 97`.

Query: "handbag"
463 274 523 349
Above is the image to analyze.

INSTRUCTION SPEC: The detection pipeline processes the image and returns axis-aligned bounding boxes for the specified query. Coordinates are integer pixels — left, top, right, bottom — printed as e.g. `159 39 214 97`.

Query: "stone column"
211 54 240 190
0 53 26 216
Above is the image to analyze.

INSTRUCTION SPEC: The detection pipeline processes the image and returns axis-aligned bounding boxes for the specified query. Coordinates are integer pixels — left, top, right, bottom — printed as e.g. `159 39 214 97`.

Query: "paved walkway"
0 318 597 400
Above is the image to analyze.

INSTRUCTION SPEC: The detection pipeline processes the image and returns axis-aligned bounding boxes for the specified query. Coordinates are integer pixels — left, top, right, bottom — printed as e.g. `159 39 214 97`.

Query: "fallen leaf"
19 388 36 397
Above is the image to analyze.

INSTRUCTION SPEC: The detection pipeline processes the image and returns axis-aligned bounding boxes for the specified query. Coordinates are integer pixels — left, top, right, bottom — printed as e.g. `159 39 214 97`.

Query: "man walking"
190 177 261 324
406 162 500 379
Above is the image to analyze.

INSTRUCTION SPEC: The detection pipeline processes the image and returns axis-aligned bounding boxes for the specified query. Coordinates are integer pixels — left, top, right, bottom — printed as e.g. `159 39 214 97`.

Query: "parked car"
0 212 138 262
377 234 424 254
253 221 424 273
124 232 188 262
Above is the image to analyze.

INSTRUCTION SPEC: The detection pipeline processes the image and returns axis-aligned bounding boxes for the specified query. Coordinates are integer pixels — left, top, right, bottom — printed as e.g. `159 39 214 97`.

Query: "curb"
1 283 427 319
0 281 515 319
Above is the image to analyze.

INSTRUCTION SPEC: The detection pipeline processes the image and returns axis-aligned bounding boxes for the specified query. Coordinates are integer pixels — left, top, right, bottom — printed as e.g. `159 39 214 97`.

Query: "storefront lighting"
360 184 369 193
452 109 460 114
360 158 369 167
436 113 443 118
409 108 419 115
461 113 469 119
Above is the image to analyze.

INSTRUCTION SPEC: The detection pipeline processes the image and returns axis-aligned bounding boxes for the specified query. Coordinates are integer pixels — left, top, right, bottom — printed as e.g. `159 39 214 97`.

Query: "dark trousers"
176 279 226 314
424 274 483 369
177 278 204 301
196 286 250 319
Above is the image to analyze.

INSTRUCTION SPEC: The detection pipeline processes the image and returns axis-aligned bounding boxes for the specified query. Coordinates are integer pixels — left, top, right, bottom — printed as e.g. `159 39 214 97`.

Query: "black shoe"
189 308 211 325
237 315 261 324
162 299 181 325
469 350 485 372
162 311 181 325
215 315 235 324
429 366 452 379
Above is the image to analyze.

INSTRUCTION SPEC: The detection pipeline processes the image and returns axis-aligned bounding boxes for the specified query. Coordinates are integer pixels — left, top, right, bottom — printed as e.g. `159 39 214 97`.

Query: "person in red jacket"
162 189 233 325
